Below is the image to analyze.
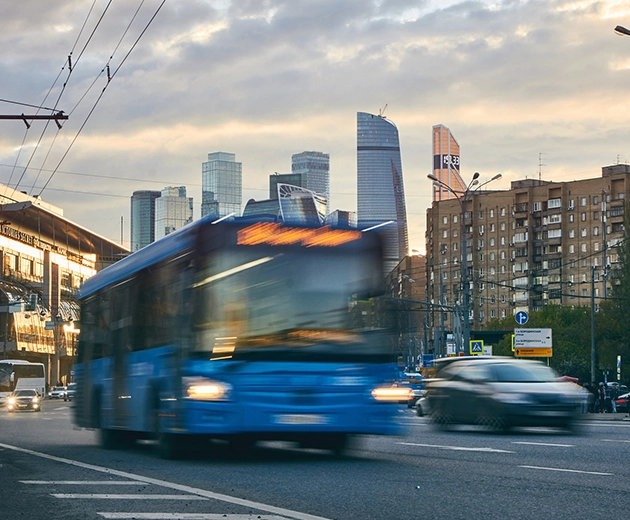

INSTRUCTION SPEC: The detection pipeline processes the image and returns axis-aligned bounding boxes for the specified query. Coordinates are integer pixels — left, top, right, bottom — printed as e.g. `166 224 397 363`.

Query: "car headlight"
184 377 232 401
32 397 40 403
371 386 412 402
8 397 15 405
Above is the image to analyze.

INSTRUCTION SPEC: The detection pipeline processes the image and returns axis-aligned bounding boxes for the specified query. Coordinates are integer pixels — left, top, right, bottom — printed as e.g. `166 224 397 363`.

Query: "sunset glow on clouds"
1 0 629 253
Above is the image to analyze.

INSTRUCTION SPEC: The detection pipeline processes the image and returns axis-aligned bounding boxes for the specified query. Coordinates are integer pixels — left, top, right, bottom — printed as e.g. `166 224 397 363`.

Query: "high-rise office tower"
357 112 409 274
130 190 161 251
154 186 193 240
291 151 330 212
432 124 465 201
201 152 242 219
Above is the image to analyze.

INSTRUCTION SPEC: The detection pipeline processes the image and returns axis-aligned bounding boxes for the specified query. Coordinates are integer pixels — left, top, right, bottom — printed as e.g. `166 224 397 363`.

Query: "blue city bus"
74 218 404 457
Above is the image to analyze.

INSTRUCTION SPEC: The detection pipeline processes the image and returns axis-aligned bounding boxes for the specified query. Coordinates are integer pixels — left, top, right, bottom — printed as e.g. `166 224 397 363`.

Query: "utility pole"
0 112 68 129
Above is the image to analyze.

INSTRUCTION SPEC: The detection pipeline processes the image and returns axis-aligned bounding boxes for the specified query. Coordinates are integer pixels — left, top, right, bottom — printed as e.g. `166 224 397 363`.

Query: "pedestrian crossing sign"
469 340 484 355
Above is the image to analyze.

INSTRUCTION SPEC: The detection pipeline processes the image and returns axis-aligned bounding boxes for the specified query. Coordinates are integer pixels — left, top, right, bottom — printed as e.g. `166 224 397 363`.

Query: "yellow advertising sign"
515 348 553 357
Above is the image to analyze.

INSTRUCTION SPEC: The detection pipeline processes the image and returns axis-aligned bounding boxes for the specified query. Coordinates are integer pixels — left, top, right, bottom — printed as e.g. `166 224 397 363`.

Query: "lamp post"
614 25 630 36
428 172 502 355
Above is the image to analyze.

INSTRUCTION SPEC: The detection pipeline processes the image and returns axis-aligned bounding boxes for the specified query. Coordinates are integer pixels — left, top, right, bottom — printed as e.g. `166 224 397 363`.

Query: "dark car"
65 383 76 402
427 357 581 432
614 392 629 413
6 389 41 412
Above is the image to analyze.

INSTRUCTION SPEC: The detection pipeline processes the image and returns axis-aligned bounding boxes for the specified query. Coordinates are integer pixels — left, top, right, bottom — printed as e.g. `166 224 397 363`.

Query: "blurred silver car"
427 357 581 432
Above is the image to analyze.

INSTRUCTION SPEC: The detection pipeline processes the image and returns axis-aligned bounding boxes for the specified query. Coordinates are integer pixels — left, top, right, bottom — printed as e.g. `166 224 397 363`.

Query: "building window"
569 229 575 238
594 211 599 220
453 215 458 223
500 222 506 231
581 197 587 207
490 209 495 218
490 238 495 246
479 211 484 219
20 257 34 275
501 295 506 303
593 226 599 236
581 213 586 222
500 237 505 246
443 271 448 280
491 310 496 318
581 243 587 253
501 309 507 318
594 242 599 252
443 216 448 224
593 196 599 205
490 223 495 232
569 214 575 223
501 208 506 216
570 290 575 299
548 198 562 209
442 230 448 238
490 252 495 261
581 228 587 237
500 251 506 260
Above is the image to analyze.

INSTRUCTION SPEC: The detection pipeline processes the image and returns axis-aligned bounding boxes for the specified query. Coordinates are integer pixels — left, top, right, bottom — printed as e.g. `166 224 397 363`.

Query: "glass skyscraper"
155 186 193 240
357 112 409 274
291 151 330 212
432 124 465 201
130 190 161 252
201 152 242 219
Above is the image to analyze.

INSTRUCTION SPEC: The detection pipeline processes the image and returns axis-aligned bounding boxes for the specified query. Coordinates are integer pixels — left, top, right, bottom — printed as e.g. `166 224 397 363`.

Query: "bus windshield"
191 229 390 362
0 362 46 394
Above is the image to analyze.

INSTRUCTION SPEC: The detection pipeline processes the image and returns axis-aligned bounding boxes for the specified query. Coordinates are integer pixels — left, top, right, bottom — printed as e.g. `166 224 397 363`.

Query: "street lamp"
614 25 630 36
427 172 502 355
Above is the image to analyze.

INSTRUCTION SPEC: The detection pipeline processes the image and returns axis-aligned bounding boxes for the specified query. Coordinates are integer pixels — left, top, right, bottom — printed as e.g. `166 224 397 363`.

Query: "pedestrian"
580 383 590 413
610 384 619 413
598 382 607 413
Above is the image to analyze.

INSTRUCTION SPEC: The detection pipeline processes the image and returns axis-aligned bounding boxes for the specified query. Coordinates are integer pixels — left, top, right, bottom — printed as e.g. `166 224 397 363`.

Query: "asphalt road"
1 400 628 520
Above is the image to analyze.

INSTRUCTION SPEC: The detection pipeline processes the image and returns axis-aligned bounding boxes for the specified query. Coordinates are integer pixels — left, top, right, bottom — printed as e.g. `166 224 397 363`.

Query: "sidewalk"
582 412 630 421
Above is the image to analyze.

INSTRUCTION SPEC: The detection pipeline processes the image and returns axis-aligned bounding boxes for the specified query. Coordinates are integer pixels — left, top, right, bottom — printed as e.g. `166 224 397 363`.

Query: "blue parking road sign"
515 311 529 325
470 340 484 355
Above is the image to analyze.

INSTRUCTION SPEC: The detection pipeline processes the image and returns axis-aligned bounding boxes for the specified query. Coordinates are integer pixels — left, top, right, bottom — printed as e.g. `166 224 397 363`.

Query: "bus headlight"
184 377 232 401
371 386 411 402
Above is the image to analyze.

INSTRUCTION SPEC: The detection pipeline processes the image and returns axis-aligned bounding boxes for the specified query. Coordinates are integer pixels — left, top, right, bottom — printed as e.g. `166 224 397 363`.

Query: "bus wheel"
100 428 120 450
156 432 181 459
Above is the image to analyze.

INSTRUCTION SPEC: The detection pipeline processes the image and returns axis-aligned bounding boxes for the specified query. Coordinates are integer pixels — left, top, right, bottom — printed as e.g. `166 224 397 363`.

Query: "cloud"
1 0 629 253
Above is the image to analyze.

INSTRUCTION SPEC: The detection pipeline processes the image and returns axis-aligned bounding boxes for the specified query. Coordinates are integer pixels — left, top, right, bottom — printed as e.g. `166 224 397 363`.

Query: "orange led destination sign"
237 222 362 247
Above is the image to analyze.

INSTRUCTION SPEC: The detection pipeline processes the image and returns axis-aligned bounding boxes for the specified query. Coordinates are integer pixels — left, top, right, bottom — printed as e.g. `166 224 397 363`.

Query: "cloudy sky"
1 0 629 253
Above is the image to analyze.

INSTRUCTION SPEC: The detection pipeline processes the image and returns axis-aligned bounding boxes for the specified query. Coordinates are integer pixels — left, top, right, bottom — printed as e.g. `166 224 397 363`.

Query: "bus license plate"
273 414 330 425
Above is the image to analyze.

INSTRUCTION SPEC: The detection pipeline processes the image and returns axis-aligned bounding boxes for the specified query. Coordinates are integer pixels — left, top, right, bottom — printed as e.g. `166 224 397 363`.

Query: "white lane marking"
512 442 574 447
0 443 330 520
399 442 514 453
603 439 630 443
98 515 289 519
53 494 207 500
520 465 613 476
22 481 143 485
